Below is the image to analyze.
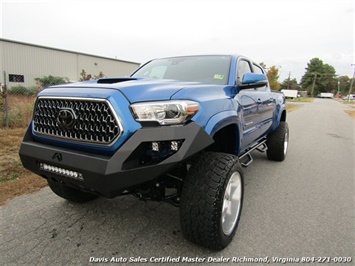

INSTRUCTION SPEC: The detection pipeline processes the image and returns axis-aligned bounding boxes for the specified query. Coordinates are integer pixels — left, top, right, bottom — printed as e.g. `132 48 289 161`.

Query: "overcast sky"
1 0 354 82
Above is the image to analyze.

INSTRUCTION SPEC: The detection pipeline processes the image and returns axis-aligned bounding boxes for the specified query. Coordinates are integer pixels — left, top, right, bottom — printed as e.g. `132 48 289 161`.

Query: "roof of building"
0 38 140 65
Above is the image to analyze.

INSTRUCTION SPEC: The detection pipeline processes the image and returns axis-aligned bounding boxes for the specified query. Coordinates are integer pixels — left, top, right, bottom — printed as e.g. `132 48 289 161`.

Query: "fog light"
171 141 179 151
152 142 160 152
39 163 84 181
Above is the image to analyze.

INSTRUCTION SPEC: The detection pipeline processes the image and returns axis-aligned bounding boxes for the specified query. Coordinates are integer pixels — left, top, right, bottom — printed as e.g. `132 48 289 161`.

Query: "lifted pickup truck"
20 55 288 250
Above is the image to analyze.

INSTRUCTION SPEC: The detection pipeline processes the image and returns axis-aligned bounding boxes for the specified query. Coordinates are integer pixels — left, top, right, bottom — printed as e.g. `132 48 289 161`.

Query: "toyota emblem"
57 108 76 128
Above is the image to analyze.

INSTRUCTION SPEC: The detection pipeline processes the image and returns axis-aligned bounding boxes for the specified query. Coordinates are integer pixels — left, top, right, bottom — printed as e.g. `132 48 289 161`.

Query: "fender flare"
204 110 240 136
271 104 286 132
203 110 241 155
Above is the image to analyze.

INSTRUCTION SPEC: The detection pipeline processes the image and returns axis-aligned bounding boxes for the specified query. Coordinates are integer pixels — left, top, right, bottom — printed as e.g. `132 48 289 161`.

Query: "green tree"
322 64 337 92
280 78 300 91
35 75 69 90
338 76 351 95
300 58 337 96
300 58 323 96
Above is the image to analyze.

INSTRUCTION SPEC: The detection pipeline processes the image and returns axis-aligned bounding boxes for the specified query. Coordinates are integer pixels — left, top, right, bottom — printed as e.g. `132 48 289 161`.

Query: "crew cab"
20 55 288 250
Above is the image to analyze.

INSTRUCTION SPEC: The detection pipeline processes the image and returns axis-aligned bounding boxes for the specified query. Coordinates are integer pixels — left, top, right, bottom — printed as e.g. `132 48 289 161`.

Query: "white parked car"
343 94 355 101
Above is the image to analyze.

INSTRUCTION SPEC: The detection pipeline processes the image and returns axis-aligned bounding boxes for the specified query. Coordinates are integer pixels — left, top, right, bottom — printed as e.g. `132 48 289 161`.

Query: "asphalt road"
1 99 354 265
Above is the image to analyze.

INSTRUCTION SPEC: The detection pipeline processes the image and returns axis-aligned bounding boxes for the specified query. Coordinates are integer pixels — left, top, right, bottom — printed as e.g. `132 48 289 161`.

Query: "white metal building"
0 38 140 88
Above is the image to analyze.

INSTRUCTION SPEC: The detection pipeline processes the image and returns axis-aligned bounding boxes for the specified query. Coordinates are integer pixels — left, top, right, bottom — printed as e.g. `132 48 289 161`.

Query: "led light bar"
39 163 84 181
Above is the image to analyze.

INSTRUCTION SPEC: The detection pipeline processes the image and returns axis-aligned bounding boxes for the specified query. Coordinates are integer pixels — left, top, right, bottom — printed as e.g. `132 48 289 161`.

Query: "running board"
239 140 268 167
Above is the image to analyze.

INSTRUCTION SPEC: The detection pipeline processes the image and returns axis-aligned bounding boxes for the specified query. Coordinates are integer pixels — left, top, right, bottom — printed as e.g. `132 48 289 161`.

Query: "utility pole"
348 64 355 102
287 71 291 89
311 73 317 97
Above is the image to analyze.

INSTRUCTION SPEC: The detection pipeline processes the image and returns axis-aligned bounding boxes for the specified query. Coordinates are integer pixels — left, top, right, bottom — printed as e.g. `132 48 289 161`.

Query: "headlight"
131 100 200 125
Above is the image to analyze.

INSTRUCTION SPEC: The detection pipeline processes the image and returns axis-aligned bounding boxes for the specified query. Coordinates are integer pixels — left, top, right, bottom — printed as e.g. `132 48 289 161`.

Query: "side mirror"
239 73 268 89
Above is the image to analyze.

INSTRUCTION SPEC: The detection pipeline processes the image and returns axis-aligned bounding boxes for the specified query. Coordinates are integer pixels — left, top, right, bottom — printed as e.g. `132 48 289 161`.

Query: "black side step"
239 140 268 167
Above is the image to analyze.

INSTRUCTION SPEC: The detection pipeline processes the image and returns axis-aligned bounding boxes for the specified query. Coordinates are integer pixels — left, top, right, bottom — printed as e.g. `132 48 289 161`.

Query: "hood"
51 78 200 103
114 79 200 103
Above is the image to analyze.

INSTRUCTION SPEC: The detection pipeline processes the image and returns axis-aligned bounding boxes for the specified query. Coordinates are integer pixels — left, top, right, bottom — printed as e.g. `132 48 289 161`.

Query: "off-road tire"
48 178 98 203
266 121 289 161
180 152 244 250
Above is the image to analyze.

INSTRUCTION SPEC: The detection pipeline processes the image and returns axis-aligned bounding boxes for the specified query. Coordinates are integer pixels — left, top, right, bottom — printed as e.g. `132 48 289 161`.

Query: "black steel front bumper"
19 122 214 198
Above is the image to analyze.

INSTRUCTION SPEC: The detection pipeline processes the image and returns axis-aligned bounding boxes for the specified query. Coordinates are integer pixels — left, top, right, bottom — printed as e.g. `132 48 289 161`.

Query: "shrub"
8 85 39 96
35 75 69 89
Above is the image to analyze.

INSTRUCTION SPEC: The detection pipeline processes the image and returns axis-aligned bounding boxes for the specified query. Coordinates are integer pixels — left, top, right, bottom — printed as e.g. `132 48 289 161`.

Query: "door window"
253 63 267 91
237 60 252 84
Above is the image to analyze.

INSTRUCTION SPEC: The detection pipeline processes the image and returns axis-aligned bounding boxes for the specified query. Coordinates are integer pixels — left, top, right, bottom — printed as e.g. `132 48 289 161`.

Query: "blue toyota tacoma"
20 55 288 250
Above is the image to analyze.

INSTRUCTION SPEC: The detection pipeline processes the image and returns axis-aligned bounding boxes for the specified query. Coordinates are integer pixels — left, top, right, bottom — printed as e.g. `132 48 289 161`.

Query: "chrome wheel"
284 130 289 155
266 121 289 162
222 171 242 235
180 152 243 250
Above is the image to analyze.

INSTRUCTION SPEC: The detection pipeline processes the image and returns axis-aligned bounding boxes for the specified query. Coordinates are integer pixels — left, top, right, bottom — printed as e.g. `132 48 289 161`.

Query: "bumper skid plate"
19 122 214 198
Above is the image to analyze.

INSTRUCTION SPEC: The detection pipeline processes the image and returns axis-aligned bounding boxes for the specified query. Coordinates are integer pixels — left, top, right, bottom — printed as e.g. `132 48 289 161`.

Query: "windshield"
131 55 231 85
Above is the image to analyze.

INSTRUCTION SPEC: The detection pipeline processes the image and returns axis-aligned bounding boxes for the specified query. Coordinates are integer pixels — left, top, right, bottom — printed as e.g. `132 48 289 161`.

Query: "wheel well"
207 124 238 154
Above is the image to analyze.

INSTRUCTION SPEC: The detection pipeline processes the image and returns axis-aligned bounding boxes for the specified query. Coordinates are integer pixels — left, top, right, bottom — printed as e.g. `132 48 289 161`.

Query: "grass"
287 97 314 102
286 105 300 112
1 95 36 128
0 128 47 205
344 110 355 118
342 101 355 105
339 99 355 118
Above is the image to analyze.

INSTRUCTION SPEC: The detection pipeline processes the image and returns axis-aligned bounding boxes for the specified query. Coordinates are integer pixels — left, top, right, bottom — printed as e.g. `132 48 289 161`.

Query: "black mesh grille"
33 98 122 145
